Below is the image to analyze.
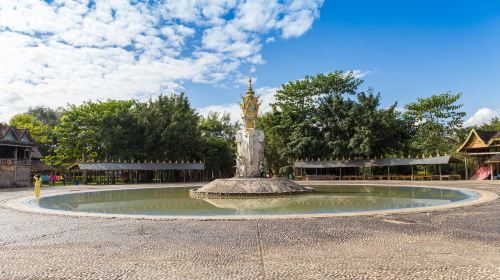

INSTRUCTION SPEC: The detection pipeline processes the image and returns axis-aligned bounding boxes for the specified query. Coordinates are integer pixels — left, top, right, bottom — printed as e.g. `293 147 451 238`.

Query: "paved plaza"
1 181 499 279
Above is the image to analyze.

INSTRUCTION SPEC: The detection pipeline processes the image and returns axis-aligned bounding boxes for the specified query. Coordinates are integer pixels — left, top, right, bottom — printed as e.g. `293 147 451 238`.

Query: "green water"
37 185 474 216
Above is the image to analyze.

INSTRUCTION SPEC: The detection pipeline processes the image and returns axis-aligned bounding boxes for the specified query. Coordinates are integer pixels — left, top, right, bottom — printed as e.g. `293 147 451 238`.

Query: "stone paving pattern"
0 181 499 279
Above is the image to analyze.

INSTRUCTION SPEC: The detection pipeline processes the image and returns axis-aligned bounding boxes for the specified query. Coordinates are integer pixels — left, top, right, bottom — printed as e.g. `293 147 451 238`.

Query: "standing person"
62 175 66 186
33 175 42 198
50 174 55 187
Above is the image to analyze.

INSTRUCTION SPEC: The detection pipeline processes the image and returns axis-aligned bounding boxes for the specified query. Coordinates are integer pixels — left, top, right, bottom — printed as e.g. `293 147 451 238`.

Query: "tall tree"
271 71 362 161
199 112 239 142
55 100 139 163
350 91 408 157
134 93 202 161
199 112 239 178
26 106 61 127
479 117 500 131
404 92 465 155
264 71 412 166
317 89 409 158
257 111 287 174
9 113 53 155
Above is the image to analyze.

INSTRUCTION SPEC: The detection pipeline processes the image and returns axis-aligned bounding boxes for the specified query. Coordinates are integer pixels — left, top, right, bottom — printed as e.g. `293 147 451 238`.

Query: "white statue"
190 77 312 197
235 78 267 178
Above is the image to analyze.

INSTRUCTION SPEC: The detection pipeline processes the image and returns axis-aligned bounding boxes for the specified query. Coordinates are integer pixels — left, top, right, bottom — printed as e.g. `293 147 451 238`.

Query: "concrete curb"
2 184 498 221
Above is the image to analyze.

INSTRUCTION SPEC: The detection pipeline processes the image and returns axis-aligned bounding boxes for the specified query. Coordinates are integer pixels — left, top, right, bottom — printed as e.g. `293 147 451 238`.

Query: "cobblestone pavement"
0 181 499 279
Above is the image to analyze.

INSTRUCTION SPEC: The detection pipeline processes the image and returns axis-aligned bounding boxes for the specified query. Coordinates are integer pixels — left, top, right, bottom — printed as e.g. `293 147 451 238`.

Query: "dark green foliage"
134 93 201 162
55 100 139 163
8 71 470 177
479 117 500 131
53 95 204 165
10 94 240 176
271 71 362 162
264 71 412 173
404 92 465 155
278 165 294 178
199 112 239 178
9 107 62 160
9 114 53 155
26 106 62 127
257 112 286 175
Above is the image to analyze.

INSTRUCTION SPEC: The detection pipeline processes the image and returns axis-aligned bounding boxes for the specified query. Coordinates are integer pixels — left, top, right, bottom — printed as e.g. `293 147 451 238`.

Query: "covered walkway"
294 156 462 181
69 162 205 184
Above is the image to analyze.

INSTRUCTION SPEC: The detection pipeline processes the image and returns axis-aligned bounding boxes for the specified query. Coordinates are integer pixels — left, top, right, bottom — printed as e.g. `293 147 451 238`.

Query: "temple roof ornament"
240 77 260 129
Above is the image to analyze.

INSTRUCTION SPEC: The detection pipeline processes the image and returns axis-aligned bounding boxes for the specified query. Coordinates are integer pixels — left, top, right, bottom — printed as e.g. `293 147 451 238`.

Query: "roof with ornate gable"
457 129 500 153
0 124 36 147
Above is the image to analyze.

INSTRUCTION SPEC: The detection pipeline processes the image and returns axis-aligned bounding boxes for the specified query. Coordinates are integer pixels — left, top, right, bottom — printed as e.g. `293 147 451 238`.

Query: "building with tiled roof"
0 124 48 188
457 129 500 180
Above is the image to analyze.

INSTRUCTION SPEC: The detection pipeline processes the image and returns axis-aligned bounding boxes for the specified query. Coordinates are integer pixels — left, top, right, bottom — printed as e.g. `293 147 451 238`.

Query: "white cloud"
349 69 372 79
464 108 499 127
198 103 242 124
0 0 323 122
265 37 276 43
278 0 323 38
0 92 28 122
197 86 278 123
257 87 278 113
340 69 372 79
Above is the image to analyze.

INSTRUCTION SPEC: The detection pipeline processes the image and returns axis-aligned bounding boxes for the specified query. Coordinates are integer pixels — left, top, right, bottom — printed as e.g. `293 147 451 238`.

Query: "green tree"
134 93 202 161
271 71 362 161
199 112 238 142
199 112 239 178
404 92 465 155
55 100 139 163
9 113 53 155
349 91 409 157
99 101 142 161
10 107 63 166
316 93 356 157
317 89 410 158
267 71 407 162
26 106 61 127
257 111 287 174
479 117 500 131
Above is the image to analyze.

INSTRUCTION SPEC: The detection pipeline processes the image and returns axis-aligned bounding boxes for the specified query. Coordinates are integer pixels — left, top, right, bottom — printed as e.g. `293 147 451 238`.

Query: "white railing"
0 158 32 166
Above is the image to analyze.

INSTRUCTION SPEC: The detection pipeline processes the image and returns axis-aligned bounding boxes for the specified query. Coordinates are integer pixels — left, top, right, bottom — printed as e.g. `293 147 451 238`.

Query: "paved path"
0 181 499 279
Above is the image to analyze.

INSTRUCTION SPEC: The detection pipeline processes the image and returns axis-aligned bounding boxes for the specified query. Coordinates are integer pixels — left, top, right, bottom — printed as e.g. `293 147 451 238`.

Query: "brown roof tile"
0 124 35 147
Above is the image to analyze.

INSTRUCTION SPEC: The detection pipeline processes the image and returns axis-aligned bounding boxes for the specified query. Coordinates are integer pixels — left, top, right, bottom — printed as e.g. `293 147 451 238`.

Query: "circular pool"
33 185 478 217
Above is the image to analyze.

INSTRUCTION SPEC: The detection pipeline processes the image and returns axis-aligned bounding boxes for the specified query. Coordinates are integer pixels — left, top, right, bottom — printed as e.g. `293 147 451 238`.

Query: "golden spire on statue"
240 76 260 129
247 77 254 95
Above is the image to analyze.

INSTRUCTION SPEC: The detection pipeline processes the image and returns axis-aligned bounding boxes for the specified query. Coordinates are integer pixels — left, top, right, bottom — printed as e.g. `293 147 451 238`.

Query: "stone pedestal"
190 178 313 197
235 129 266 178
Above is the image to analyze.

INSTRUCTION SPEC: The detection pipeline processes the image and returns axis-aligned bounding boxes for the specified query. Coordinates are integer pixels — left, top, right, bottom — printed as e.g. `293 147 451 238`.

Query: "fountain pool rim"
4 184 498 220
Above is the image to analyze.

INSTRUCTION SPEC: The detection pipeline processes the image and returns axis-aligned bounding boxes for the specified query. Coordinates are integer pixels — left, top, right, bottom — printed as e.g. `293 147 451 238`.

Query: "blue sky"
1 0 499 125
193 0 500 125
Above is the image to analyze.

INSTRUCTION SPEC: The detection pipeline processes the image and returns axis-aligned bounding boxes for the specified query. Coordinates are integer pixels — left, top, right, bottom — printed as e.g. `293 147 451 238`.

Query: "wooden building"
485 154 500 180
457 129 500 180
0 125 41 188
